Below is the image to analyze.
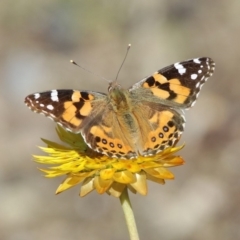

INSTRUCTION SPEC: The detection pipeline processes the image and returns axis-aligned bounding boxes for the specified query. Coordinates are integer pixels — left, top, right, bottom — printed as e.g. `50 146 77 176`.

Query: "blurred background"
1 0 239 239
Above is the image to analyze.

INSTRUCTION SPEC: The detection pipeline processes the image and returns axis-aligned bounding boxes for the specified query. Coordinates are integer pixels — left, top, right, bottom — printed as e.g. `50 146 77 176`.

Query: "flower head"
34 126 185 197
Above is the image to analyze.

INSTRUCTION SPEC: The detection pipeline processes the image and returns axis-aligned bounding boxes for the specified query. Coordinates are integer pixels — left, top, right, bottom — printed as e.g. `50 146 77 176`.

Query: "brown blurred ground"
1 1 240 240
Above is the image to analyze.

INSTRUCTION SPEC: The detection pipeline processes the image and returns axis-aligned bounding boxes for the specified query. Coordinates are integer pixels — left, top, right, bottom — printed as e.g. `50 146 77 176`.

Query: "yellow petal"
127 185 137 194
162 156 185 167
112 161 126 170
113 170 136 184
146 173 165 184
100 168 116 180
80 177 95 197
139 161 161 169
107 182 126 197
144 167 174 179
130 171 148 195
38 168 69 177
85 162 105 169
56 175 85 194
124 162 141 173
94 176 113 194
160 145 184 158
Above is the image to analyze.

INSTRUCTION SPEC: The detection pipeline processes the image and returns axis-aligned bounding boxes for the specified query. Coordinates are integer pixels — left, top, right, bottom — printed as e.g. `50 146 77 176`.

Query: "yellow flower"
34 126 185 198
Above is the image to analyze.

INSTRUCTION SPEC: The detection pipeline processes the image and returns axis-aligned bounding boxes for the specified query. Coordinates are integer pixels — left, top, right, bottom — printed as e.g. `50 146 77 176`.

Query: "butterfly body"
25 57 215 159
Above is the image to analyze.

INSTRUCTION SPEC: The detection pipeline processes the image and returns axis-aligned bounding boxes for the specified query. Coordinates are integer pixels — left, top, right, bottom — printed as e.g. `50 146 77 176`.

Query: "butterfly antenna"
70 60 109 83
115 43 131 82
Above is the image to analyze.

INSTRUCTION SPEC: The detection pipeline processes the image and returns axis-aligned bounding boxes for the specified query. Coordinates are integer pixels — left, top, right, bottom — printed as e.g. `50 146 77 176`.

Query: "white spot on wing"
191 74 198 80
198 70 202 74
34 93 40 99
51 90 59 102
193 58 201 64
47 104 54 110
51 95 59 101
174 62 186 75
174 62 182 69
40 103 44 107
179 68 186 74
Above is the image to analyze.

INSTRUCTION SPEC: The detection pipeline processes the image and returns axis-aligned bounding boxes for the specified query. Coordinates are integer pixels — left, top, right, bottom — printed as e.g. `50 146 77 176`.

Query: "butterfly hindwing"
81 108 138 159
131 101 185 156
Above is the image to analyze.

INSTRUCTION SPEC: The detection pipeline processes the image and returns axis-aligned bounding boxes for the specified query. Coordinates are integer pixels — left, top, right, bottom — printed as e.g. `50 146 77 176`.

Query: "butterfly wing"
128 57 215 157
81 107 139 159
25 89 139 158
131 101 185 156
129 57 215 109
25 89 107 132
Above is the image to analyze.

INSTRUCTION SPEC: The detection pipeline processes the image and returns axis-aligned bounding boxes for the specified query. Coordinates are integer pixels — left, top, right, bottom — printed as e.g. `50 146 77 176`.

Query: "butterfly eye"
108 85 113 92
108 81 119 92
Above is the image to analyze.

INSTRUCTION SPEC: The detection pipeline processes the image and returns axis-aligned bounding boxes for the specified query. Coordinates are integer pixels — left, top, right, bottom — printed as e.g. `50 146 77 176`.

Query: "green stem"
120 187 140 240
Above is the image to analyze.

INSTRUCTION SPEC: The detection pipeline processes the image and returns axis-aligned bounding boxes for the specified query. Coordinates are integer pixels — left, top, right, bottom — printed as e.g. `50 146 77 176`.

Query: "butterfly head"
107 80 131 111
108 80 122 92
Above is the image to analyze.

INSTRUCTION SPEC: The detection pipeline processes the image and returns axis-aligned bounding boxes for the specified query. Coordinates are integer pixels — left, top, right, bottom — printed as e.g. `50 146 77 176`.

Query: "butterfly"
25 57 215 159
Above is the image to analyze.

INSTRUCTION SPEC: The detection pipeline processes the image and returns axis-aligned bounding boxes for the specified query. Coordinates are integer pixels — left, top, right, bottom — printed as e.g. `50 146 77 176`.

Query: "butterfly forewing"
25 89 107 132
131 57 215 109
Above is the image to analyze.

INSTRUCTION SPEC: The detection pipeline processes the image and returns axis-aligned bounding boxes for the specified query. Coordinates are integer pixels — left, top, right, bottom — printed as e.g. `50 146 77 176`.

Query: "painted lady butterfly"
25 57 215 159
